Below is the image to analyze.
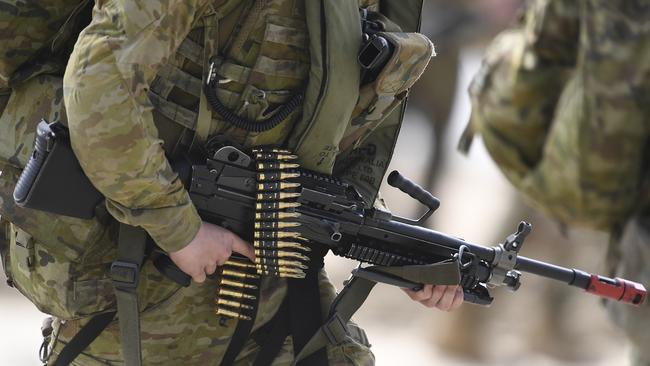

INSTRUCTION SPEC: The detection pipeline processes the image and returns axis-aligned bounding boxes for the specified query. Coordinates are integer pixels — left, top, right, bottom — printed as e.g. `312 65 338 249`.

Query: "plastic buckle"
322 313 348 346
110 261 140 289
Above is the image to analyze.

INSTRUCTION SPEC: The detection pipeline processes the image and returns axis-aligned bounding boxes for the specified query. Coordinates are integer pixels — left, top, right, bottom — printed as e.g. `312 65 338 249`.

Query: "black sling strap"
220 274 329 366
252 299 290 366
110 224 147 366
287 273 328 366
51 311 116 366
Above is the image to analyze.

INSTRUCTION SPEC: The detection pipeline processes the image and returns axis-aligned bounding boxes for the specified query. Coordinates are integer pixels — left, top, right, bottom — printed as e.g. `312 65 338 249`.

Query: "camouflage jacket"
464 0 650 231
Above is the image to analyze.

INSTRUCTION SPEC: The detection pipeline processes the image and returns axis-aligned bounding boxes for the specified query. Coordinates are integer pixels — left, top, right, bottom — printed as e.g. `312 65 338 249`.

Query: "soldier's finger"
231 234 256 262
450 287 464 310
422 285 446 308
205 261 218 275
405 284 433 302
436 285 459 311
193 269 207 283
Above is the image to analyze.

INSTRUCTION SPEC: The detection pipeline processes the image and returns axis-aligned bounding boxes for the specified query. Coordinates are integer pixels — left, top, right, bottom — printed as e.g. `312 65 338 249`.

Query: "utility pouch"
340 31 434 152
13 119 102 219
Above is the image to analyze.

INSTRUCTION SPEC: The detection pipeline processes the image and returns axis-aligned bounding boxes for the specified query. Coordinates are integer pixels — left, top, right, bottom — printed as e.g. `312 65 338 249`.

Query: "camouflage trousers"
46 270 374 366
606 217 650 366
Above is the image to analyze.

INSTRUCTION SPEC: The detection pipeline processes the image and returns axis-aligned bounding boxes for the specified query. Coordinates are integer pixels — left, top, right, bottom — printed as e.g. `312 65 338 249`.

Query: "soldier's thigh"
51 280 239 366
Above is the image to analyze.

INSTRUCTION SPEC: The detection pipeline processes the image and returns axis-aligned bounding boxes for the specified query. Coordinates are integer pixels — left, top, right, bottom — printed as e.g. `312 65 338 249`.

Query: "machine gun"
155 144 647 324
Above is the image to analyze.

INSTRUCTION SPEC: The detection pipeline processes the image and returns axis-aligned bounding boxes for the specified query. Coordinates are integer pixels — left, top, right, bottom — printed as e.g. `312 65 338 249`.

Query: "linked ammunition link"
215 147 311 320
252 147 310 279
215 257 259 320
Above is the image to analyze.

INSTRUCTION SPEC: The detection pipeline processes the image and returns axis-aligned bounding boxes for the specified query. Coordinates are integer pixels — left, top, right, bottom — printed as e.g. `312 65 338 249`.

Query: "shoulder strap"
110 224 147 366
191 9 220 154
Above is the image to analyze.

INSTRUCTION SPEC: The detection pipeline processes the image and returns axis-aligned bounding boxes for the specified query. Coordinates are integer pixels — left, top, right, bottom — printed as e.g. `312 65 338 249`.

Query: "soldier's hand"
169 221 255 283
403 284 464 311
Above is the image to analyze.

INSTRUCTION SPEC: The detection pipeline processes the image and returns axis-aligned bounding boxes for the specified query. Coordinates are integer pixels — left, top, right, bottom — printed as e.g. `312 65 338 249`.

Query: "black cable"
204 81 303 133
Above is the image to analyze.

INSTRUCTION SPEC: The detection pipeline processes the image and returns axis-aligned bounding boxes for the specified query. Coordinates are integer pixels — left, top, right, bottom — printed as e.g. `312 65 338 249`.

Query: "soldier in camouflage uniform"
1 0 463 365
464 1 650 364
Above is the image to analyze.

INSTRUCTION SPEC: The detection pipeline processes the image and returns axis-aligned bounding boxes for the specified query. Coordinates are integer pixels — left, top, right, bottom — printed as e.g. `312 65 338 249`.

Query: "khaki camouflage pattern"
467 1 650 365
466 0 650 231
47 270 372 365
0 0 90 88
53 0 375 363
63 0 211 253
0 75 67 169
340 31 434 153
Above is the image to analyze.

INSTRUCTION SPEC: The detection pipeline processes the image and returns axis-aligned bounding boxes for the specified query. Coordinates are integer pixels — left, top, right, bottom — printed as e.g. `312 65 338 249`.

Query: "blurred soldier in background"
464 1 650 364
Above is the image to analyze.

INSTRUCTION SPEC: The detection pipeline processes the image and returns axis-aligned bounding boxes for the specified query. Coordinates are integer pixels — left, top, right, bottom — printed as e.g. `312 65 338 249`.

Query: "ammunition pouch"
339 15 434 153
2 162 119 319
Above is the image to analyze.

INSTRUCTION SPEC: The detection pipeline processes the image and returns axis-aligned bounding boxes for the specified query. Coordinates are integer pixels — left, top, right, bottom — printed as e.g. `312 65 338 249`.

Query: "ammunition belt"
215 147 312 320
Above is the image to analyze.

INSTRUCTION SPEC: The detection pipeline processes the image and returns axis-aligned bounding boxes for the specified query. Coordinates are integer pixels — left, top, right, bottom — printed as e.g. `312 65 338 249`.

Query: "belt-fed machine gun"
155 145 647 326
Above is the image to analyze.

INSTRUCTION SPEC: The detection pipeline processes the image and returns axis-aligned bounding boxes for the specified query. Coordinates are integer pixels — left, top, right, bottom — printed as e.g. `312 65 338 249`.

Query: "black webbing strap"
294 262 462 363
293 276 376 365
251 299 290 366
287 273 328 366
219 270 261 366
51 311 116 366
110 224 147 366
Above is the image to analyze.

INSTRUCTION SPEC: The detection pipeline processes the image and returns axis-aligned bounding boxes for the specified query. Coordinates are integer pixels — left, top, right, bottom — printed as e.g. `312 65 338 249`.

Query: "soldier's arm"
63 0 212 253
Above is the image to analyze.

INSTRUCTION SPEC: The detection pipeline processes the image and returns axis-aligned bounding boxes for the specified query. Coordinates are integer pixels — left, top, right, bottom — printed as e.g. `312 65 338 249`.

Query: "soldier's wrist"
150 205 202 253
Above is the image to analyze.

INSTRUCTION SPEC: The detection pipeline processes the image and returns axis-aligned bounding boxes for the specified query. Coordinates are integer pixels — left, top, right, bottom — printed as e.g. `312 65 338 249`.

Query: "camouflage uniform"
465 1 650 364
2 0 432 364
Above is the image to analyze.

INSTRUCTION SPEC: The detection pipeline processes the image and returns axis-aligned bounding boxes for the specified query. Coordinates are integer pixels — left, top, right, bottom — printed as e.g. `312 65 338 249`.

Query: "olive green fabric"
0 0 91 88
288 0 362 172
380 0 424 33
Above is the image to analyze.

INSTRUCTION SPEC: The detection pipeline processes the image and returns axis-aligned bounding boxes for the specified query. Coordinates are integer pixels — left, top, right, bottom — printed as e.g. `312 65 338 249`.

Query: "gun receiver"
158 146 647 314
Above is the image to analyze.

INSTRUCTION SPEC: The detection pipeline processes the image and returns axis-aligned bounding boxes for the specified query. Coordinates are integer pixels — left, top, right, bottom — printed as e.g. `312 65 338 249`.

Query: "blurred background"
0 0 631 365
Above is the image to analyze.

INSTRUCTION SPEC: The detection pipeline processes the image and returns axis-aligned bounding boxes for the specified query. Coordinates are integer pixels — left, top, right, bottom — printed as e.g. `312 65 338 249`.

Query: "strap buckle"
322 313 348 346
110 261 140 289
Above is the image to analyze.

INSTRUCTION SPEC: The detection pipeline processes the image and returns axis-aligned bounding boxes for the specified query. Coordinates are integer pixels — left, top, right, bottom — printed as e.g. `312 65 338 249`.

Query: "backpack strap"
110 224 147 366
190 9 220 154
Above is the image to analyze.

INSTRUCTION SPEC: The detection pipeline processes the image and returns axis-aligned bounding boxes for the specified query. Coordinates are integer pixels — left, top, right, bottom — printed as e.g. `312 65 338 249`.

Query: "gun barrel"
380 220 647 306
515 257 646 305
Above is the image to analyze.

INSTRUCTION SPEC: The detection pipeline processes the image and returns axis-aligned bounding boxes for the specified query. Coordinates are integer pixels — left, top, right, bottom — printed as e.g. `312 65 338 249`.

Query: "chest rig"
148 0 311 155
